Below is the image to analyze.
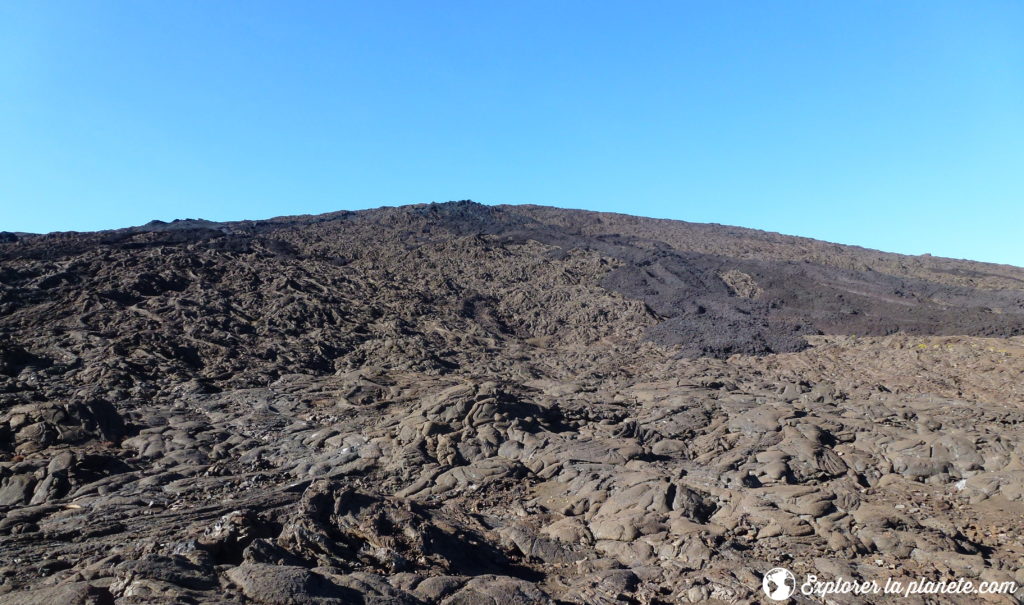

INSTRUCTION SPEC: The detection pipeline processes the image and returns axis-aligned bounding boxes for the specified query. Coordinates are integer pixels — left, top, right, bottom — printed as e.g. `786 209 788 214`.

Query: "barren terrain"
2 202 1023 604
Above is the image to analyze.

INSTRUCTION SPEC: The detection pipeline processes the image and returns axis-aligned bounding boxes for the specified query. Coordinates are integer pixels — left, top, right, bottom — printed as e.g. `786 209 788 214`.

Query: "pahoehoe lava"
1 201 1024 603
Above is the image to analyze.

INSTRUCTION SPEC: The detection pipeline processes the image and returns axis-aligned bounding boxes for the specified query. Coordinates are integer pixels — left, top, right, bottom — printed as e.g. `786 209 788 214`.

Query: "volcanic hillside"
2 201 1024 604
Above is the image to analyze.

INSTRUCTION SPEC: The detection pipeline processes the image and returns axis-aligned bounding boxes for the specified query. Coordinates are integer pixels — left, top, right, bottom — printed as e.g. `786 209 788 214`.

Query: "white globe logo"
762 567 795 601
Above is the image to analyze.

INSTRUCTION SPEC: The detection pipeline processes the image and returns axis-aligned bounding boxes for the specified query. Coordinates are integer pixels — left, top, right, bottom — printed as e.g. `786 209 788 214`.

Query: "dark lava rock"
2 202 1024 603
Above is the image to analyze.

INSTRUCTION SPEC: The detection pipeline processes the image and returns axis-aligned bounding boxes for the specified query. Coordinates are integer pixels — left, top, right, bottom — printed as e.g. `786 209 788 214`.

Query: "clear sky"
2 2 1022 266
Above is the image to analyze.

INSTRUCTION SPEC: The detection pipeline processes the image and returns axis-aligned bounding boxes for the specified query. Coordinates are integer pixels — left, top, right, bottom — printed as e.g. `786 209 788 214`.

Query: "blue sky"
2 1 1022 266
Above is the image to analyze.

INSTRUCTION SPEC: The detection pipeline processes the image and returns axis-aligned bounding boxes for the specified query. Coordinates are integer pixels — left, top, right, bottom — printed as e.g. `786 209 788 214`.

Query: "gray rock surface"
2 202 1024 603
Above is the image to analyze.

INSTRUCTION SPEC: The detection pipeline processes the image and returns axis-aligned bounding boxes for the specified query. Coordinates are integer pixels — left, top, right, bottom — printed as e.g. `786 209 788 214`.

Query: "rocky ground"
1 202 1024 604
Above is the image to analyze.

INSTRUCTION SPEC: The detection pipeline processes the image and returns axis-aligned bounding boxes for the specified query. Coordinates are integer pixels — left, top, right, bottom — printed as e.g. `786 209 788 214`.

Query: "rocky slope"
1 201 1023 604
